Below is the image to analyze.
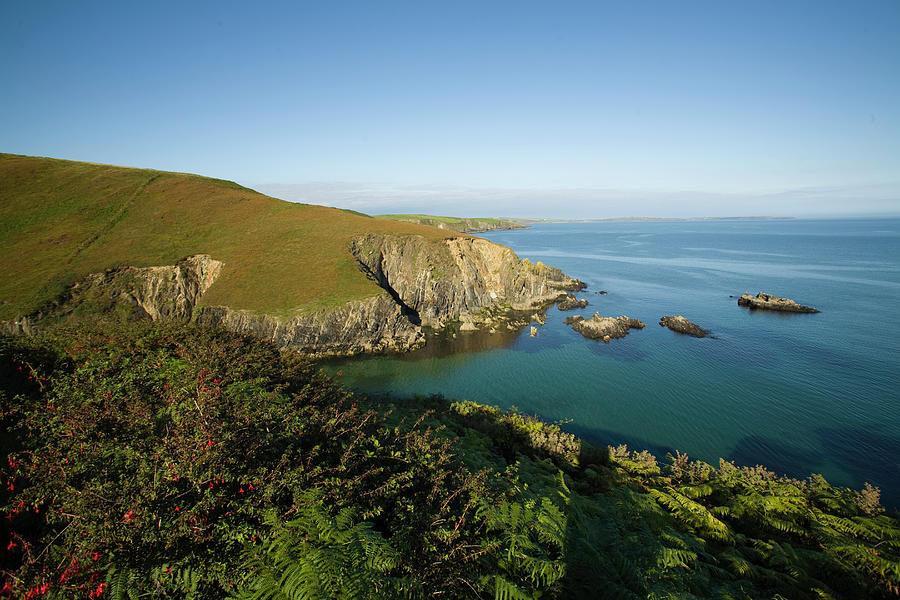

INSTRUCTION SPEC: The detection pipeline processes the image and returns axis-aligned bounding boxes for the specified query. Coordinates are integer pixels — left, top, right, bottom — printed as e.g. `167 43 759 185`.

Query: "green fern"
479 479 569 599
105 566 140 600
235 493 402 600
649 487 731 542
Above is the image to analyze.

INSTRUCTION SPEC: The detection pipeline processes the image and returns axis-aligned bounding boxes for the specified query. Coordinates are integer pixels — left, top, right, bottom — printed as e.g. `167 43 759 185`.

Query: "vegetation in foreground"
2 320 899 599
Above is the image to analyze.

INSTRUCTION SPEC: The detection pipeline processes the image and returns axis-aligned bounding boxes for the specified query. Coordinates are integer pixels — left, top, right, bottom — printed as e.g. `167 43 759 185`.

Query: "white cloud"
250 182 900 219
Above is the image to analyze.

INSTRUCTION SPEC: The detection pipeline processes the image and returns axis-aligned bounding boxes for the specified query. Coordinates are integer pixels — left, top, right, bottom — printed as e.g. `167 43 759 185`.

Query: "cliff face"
349 234 582 329
6 235 582 357
194 295 424 357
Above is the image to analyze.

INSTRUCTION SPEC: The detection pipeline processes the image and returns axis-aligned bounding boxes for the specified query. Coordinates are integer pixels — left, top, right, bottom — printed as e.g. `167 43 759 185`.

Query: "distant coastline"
510 216 794 224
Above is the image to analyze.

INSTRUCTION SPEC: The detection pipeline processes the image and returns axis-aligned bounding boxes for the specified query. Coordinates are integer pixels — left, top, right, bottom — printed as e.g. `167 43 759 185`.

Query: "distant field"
0 154 456 320
375 214 524 232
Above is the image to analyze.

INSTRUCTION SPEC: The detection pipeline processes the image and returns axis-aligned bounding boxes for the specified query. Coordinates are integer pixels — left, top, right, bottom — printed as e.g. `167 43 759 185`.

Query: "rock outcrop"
557 294 589 311
737 292 819 313
659 315 708 337
195 295 424 356
6 235 584 357
349 234 583 330
565 313 645 343
3 255 223 335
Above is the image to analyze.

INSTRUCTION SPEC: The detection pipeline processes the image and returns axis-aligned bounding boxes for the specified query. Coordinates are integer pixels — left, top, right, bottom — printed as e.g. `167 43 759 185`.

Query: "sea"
324 218 900 508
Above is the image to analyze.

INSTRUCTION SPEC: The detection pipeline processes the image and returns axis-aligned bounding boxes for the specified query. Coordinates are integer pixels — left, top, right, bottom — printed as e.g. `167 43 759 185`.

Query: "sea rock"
659 315 708 338
566 313 645 342
557 294 589 311
737 292 819 313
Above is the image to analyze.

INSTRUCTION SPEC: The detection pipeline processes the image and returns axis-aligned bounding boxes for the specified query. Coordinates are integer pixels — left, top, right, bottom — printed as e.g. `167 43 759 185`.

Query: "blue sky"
2 0 899 217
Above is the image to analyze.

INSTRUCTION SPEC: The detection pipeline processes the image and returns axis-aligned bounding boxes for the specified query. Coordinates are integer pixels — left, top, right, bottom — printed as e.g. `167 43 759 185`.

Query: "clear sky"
2 0 899 217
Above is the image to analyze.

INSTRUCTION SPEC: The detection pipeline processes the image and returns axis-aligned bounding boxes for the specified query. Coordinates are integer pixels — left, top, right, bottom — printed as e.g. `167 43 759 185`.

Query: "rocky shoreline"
4 235 584 358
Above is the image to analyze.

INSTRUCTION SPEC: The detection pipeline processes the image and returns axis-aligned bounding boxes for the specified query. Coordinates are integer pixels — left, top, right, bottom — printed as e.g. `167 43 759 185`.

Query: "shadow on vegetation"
563 421 676 461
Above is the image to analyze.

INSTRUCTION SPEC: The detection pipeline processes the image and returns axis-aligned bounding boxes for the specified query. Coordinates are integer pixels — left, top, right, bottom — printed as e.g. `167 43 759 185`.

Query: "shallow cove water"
323 219 900 507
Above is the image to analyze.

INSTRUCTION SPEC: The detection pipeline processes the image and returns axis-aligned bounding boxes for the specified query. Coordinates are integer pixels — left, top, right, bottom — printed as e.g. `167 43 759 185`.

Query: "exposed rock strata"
659 315 708 337
565 313 645 343
6 235 584 357
195 296 424 356
737 292 819 313
349 234 583 330
557 294 589 311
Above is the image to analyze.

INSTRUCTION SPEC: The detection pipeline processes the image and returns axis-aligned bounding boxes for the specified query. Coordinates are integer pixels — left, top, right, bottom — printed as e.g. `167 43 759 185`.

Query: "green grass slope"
0 154 456 321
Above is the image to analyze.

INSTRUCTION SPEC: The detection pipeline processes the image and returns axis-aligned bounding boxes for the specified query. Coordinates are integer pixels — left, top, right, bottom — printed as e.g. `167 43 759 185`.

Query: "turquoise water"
325 219 900 507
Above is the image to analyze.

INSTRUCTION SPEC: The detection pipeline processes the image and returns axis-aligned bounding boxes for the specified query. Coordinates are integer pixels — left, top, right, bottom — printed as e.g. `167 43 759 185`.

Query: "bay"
324 218 900 507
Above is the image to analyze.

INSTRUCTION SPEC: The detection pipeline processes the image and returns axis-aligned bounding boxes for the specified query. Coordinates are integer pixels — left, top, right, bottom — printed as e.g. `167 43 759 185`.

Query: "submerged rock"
566 313 645 342
659 315 708 338
557 294 589 311
737 292 819 313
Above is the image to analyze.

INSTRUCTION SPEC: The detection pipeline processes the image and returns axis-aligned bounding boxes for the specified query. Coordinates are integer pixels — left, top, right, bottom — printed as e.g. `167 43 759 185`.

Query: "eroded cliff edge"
4 234 583 357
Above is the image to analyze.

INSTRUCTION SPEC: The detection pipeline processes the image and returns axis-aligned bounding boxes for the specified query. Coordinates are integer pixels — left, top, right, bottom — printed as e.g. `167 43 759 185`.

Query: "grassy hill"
0 154 455 321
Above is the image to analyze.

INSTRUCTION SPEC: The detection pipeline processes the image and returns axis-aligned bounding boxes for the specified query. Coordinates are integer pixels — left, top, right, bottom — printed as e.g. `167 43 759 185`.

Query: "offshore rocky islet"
737 291 819 313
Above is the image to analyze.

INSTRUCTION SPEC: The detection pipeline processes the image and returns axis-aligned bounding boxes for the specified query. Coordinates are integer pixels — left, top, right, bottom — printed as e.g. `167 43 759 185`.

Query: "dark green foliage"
2 320 898 599
235 491 404 600
0 321 484 597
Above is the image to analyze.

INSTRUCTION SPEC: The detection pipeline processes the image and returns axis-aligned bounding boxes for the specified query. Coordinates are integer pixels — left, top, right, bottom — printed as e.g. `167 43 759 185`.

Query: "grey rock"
2 254 223 335
659 315 708 337
567 313 645 342
737 292 819 313
557 294 589 311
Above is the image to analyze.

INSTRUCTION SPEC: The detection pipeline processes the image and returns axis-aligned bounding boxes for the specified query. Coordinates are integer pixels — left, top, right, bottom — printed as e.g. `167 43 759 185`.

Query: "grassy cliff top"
374 214 525 232
0 154 457 320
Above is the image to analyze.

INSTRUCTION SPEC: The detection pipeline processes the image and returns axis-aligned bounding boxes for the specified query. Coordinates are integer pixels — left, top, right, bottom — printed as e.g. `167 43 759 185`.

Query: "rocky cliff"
349 234 582 331
5 235 583 357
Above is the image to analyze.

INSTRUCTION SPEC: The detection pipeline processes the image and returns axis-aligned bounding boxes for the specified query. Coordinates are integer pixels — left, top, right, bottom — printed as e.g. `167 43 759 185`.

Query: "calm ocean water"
325 219 900 507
